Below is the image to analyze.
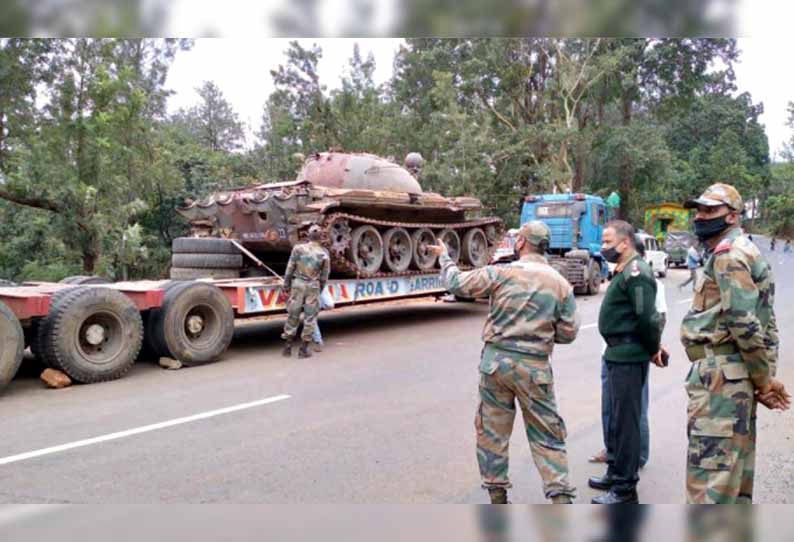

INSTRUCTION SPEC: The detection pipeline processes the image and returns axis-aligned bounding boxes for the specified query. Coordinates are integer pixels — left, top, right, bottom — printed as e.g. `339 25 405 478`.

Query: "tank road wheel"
411 228 438 271
382 227 413 273
437 229 461 263
461 228 489 267
327 217 352 259
0 300 24 391
43 288 143 383
348 225 384 276
149 282 234 367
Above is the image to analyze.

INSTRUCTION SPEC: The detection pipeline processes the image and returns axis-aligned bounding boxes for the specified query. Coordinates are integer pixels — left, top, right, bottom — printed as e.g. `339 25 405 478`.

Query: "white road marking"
0 395 291 467
0 505 67 525
678 298 693 304
581 323 598 329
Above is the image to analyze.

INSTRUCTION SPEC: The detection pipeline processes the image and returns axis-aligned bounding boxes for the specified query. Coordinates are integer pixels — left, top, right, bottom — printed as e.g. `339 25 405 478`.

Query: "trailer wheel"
461 228 489 267
43 288 143 383
0 300 24 391
0 279 19 287
172 237 240 255
140 281 190 361
31 286 83 368
169 267 240 280
59 275 112 285
150 282 234 366
171 253 243 269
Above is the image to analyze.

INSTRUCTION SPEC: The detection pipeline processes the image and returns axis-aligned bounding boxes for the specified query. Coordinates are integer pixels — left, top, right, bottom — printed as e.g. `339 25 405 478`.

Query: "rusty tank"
175 151 505 278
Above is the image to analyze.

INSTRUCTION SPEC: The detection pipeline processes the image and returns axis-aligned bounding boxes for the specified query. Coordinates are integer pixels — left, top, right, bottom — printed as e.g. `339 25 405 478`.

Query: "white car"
607 232 668 278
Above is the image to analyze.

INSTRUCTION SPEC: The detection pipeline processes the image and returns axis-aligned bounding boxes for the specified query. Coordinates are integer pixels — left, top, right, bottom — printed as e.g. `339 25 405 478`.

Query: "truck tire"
148 282 234 366
171 253 243 269
31 286 83 369
59 275 112 285
140 281 190 361
169 267 240 280
0 279 19 287
564 249 590 262
172 237 240 255
586 260 602 295
43 287 143 383
0 300 24 391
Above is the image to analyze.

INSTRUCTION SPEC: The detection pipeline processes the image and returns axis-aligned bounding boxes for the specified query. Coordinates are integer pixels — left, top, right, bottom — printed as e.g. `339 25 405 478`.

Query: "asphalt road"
0 240 791 504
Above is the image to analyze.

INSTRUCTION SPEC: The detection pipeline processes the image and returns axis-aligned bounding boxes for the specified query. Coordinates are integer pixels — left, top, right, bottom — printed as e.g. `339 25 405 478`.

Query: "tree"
189 81 245 152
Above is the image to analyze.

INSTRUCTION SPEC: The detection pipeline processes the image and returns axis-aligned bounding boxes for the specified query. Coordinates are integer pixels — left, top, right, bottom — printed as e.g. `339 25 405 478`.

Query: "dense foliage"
0 38 790 281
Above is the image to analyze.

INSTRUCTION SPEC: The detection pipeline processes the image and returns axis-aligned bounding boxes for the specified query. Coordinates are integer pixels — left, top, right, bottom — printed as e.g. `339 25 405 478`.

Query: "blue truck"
519 193 609 295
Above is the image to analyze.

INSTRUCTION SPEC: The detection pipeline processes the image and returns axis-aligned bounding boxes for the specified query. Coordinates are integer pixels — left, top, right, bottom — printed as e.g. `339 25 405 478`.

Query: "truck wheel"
169 267 240 280
149 282 234 366
349 225 384 276
462 228 489 267
59 275 112 285
0 279 19 287
171 253 243 269
586 260 602 295
43 288 143 383
31 286 83 368
0 300 24 391
140 282 191 360
382 227 412 273
411 228 438 271
172 237 240 255
437 229 461 263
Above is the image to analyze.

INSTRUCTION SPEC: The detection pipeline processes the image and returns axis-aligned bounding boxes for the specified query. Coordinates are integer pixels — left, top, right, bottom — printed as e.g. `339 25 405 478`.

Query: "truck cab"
519 193 609 295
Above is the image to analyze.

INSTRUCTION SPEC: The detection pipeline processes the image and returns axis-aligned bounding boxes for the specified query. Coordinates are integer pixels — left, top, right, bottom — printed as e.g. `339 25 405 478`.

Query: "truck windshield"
535 204 572 218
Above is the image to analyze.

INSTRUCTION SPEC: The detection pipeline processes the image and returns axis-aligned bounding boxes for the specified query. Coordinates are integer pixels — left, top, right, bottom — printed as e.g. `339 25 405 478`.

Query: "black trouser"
605 360 649 494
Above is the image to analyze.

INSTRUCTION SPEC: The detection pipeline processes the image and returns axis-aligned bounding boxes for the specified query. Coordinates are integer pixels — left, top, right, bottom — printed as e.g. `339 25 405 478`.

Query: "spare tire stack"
170 237 242 280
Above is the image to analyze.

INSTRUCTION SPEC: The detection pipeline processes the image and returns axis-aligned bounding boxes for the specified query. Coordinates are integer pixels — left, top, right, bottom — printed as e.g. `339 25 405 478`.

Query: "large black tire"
140 281 189 361
0 279 19 287
148 282 234 366
0 300 24 391
169 267 240 280
42 288 143 383
31 286 83 369
59 275 112 285
585 260 602 295
171 253 243 269
172 237 240 255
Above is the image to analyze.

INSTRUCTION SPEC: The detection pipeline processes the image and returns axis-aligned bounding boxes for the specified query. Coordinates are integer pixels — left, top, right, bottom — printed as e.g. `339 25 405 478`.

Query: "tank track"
319 212 505 279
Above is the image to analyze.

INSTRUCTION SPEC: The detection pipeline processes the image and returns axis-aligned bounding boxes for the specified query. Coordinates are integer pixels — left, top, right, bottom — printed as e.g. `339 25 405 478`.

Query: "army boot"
487 488 509 504
281 340 294 357
550 495 573 504
298 340 313 358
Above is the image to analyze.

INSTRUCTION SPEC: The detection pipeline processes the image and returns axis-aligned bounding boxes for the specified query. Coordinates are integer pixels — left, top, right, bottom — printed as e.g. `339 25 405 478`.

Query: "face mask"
693 215 730 241
602 245 621 263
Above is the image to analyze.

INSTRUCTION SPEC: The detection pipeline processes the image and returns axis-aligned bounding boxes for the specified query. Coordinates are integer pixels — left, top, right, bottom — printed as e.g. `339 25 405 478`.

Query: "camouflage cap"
684 183 743 211
517 220 551 246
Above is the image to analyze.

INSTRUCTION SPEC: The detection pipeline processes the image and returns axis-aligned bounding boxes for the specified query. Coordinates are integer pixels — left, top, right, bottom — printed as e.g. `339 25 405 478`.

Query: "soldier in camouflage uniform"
281 224 331 358
428 221 580 504
681 183 790 504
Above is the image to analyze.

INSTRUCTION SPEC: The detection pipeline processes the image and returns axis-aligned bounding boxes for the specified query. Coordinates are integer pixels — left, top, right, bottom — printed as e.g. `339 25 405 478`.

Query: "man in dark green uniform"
589 220 667 504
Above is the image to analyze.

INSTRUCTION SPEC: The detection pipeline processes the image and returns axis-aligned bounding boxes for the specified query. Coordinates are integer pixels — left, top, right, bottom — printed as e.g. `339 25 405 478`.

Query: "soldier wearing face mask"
681 183 790 503
590 220 668 504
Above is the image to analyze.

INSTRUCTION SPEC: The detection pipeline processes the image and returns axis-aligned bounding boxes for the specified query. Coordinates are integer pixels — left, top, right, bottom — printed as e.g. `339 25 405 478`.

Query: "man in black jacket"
589 220 667 504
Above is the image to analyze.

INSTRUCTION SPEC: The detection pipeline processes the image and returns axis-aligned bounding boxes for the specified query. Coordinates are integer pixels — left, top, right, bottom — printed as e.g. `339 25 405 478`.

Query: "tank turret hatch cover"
298 152 423 194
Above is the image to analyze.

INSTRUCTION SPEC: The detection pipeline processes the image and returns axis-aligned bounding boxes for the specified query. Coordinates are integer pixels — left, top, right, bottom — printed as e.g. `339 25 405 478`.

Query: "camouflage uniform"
281 239 331 343
439 221 580 501
681 183 778 504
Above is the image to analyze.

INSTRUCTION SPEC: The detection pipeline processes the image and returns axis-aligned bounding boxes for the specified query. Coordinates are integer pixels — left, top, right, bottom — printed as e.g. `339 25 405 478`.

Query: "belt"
294 273 318 282
685 343 738 362
605 334 642 347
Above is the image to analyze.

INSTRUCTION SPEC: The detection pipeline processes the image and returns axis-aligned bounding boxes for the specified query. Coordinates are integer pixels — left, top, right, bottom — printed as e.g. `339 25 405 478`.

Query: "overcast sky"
165 37 793 159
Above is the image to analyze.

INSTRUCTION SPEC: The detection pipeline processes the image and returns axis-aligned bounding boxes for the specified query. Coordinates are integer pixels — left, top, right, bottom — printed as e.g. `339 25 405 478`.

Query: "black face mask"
602 246 621 263
693 215 730 241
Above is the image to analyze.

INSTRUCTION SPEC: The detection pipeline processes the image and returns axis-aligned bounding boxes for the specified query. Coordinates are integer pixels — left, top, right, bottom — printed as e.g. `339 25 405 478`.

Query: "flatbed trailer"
0 273 447 390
